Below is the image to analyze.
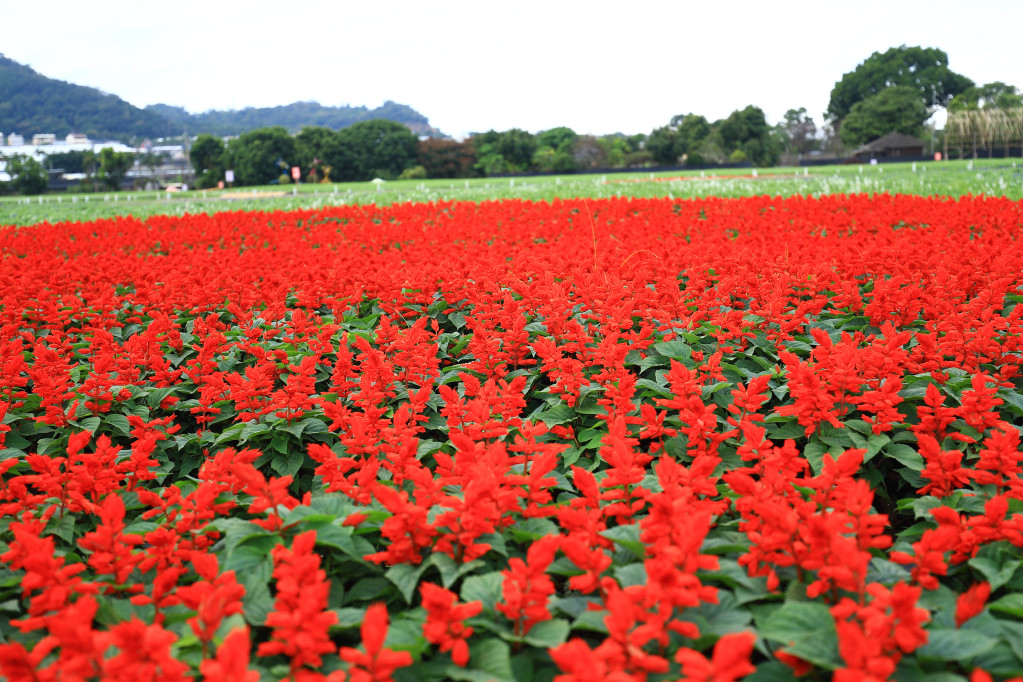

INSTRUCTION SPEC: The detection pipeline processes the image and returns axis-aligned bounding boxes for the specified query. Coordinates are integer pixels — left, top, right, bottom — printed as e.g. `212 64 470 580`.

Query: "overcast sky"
4 0 1021 139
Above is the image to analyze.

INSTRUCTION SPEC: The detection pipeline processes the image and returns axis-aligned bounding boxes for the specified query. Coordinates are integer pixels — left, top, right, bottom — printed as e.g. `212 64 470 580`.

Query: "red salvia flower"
956 582 991 627
338 602 413 682
419 582 482 666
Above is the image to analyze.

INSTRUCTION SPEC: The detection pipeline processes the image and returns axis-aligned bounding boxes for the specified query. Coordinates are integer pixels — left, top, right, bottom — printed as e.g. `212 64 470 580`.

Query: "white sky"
3 0 1021 139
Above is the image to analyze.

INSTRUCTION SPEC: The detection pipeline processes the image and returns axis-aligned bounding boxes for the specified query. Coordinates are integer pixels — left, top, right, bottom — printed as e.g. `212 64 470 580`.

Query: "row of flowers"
0 195 1021 680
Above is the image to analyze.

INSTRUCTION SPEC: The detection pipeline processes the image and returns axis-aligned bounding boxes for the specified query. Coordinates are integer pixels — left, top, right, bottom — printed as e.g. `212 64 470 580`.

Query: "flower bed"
1 195 1022 681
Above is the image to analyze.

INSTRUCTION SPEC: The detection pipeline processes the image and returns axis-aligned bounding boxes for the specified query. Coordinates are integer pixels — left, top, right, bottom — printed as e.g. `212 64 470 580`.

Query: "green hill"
145 101 444 138
0 54 443 142
0 54 178 140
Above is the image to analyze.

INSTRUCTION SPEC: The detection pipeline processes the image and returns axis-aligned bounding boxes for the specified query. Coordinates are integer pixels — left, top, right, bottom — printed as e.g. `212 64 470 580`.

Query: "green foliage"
97 148 134 191
416 138 477 179
728 149 748 163
0 54 177 140
398 165 427 180
190 134 226 189
827 45 973 123
495 128 538 173
949 82 1023 111
295 126 356 182
336 119 418 181
839 86 929 147
646 126 681 165
534 127 580 173
536 126 578 153
146 100 436 138
43 150 86 174
226 127 297 186
670 113 712 157
718 106 780 166
4 154 48 195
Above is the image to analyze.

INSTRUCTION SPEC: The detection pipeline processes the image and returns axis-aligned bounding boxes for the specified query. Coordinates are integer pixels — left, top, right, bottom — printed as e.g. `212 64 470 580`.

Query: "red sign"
291 166 301 180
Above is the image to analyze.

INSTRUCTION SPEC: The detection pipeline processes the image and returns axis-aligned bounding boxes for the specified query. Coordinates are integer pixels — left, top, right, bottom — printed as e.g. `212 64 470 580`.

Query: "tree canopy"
838 86 929 147
226 127 296 186
4 154 48 195
335 120 418 180
827 45 973 125
949 82 1023 111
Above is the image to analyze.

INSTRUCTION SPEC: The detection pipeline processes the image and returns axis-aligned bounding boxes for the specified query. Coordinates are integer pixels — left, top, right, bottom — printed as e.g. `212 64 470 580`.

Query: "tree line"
188 106 787 190
5 45 1021 194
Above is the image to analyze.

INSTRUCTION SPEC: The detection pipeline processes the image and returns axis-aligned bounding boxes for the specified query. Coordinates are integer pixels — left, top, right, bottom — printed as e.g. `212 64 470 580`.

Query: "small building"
65 133 90 144
32 133 57 145
7 133 24 146
852 132 925 160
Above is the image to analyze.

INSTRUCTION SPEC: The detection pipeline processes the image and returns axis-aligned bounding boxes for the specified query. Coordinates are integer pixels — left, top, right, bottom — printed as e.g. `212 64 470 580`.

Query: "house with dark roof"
852 132 925 159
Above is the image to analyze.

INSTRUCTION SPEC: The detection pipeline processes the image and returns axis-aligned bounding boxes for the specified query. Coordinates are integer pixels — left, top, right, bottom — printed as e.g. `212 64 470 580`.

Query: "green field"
2 158 1021 226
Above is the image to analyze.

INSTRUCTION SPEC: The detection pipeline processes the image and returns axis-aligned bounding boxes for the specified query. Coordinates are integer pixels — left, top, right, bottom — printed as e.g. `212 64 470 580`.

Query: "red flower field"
1 194 1022 681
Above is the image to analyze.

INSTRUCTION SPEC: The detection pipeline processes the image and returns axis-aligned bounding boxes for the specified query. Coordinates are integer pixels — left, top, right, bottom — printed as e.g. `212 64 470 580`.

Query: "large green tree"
190 134 225 188
496 128 538 173
295 126 356 182
669 114 712 159
827 45 973 125
534 127 579 173
416 138 477 179
646 126 681 165
225 127 296 186
336 120 418 180
839 86 928 147
4 154 48 195
97 147 134 190
717 106 780 166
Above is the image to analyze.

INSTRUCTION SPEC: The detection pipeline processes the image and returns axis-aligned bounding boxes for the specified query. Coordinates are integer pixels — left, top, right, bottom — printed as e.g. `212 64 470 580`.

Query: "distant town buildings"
0 130 190 187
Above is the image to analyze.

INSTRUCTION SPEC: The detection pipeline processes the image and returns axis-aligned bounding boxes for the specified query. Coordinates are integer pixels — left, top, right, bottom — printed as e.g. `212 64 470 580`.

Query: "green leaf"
678 591 753 640
916 628 998 661
613 562 646 587
969 556 1022 591
892 660 967 682
385 612 429 657
241 576 273 626
385 562 432 605
331 607 366 629
758 601 841 669
521 618 569 648
652 340 692 360
270 449 305 478
460 571 504 614
885 442 924 471
453 638 515 682
990 593 1023 619
601 524 645 559
104 413 132 437
44 513 76 545
314 524 376 563
344 577 392 604
536 403 575 427
239 421 271 443
429 553 485 590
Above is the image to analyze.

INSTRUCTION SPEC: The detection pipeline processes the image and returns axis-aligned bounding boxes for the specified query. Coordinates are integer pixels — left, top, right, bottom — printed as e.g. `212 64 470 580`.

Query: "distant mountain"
0 54 178 140
145 101 445 138
0 54 444 144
